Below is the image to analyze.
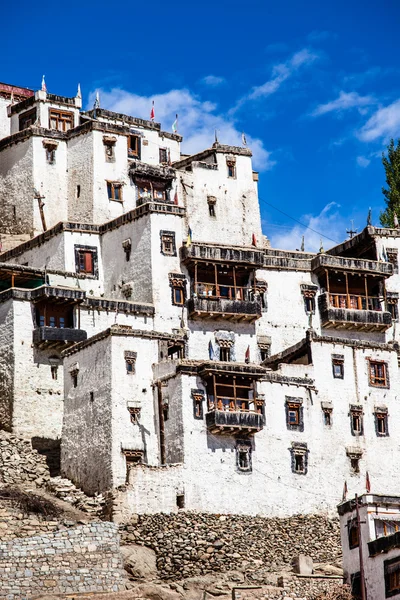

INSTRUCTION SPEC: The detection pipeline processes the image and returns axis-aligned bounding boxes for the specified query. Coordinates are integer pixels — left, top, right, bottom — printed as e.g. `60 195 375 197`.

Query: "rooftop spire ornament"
93 91 100 119
319 239 325 254
41 75 47 93
367 208 372 226
300 235 305 252
76 83 82 99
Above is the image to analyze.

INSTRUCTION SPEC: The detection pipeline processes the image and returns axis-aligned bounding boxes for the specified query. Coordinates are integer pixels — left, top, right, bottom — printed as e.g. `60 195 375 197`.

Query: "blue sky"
2 0 400 251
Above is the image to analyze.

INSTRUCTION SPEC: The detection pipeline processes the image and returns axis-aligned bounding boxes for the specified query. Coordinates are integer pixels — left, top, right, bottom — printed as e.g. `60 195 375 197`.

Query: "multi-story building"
0 80 400 520
339 493 400 599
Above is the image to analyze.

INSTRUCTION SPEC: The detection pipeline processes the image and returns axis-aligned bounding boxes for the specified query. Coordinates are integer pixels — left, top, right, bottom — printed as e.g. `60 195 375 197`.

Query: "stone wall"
120 512 342 581
0 522 128 599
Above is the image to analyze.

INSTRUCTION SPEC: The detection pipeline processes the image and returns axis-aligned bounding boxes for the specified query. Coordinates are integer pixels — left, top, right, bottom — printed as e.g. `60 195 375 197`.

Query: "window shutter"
84 252 93 273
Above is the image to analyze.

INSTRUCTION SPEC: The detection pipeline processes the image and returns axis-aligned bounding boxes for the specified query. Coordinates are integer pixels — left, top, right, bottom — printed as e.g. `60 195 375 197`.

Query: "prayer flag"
173 190 178 205
172 114 178 133
252 233 257 247
150 101 155 121
187 227 192 247
366 471 371 493
208 340 215 360
245 345 250 363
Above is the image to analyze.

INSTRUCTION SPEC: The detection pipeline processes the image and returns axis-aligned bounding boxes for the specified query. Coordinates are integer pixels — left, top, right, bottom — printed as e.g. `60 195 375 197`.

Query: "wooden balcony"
188 284 262 322
33 326 87 350
206 409 264 435
318 293 392 331
312 253 393 277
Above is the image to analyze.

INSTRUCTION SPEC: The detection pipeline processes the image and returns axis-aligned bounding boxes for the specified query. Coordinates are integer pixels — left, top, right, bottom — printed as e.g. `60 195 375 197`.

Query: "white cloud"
356 156 371 168
268 202 345 252
201 75 225 87
307 30 337 42
311 91 376 117
231 48 319 114
357 99 400 142
90 87 275 171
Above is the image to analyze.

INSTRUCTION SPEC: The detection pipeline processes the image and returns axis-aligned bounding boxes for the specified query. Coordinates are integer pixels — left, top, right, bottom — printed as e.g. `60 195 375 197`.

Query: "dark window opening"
193 393 204 419
77 185 81 198
351 412 363 436
350 572 361 600
237 447 252 472
71 372 78 388
259 348 269 362
107 181 123 202
219 346 231 362
294 454 304 473
385 557 400 597
176 494 185 509
51 366 58 380
348 520 359 549
388 300 399 320
227 163 236 178
323 410 332 426
35 302 74 329
304 296 315 314
19 108 37 131
159 148 168 163
90 391 94 402
128 135 141 158
163 402 169 421
209 203 216 217
168 342 184 360
46 148 56 164
386 249 399 274
128 407 141 424
351 457 360 473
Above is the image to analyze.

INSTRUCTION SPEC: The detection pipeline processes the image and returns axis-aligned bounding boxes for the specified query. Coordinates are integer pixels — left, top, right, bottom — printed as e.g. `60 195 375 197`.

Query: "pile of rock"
120 513 342 581
46 476 105 516
0 431 50 486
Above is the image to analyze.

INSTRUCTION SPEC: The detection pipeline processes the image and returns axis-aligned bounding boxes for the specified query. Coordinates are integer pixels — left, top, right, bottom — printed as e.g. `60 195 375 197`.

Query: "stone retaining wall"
120 513 342 581
0 522 128 599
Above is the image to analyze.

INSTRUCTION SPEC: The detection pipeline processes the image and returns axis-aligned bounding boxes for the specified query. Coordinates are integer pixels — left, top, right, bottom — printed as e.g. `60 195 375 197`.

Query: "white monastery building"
1 79 400 520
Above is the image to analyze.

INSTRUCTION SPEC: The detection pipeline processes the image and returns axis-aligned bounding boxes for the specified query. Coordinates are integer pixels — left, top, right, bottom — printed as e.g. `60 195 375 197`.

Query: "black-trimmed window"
128 135 141 159
375 409 389 437
368 359 389 388
219 346 231 362
332 355 344 379
387 294 399 320
125 351 137 374
385 557 400 597
107 181 123 202
350 406 364 436
169 274 186 306
192 389 204 420
285 397 304 432
322 406 333 426
290 442 308 475
227 162 236 179
75 246 98 276
236 441 252 472
386 248 399 274
160 231 176 256
45 147 56 164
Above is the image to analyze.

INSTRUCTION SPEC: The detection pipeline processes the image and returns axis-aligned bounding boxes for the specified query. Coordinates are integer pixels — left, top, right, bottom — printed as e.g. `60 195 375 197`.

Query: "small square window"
51 366 58 380
49 109 74 132
107 181 123 202
351 457 360 473
75 247 97 275
71 371 78 388
219 347 231 362
286 398 303 431
192 390 204 419
125 351 137 374
104 143 115 162
387 297 399 320
290 442 308 475
160 231 176 256
304 296 315 314
294 454 305 473
369 360 389 388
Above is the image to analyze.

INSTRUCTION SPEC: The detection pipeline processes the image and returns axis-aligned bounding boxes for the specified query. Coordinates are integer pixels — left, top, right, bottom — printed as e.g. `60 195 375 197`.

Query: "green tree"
380 138 400 227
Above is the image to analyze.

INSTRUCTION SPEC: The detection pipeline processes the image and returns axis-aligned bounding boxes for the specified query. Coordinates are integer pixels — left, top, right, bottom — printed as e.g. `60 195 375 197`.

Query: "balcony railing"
329 293 382 311
206 406 264 434
318 292 392 331
188 283 262 322
33 326 87 349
